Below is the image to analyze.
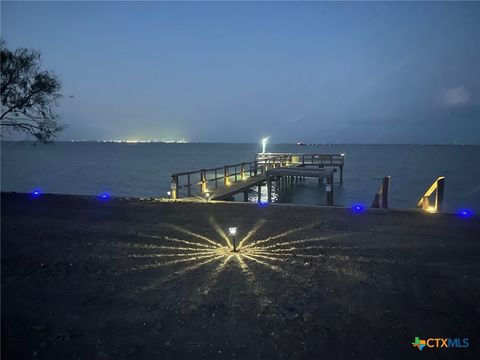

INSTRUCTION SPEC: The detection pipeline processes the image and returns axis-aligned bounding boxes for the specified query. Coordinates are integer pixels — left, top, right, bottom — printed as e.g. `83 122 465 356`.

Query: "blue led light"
31 189 41 198
351 204 365 213
457 208 474 218
257 201 269 208
98 192 110 200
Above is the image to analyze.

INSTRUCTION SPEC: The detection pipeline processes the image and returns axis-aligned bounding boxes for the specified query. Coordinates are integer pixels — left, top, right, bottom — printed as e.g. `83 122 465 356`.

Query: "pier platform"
2 193 479 359
171 153 344 205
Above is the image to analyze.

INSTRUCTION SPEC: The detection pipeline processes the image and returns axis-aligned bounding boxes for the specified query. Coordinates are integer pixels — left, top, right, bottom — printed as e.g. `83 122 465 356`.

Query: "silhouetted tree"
1 40 63 141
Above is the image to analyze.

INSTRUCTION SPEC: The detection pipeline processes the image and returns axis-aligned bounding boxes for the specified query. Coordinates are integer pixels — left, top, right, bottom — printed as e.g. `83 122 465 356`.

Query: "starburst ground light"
106 219 365 300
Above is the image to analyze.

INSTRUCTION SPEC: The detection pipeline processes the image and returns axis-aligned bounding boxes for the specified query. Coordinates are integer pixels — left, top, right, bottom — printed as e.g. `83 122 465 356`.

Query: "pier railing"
171 161 276 199
171 153 346 200
256 153 345 166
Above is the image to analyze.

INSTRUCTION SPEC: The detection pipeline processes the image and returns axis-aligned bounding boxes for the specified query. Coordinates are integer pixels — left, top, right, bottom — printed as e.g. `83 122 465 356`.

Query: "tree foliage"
1 40 63 141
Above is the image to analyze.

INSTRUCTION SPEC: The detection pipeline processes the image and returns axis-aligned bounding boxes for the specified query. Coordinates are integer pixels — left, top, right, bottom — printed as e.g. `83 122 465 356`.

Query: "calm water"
2 142 479 213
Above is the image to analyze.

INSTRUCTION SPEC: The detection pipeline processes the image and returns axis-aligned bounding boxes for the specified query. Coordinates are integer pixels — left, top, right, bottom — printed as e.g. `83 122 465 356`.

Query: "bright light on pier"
261 137 269 154
229 227 237 236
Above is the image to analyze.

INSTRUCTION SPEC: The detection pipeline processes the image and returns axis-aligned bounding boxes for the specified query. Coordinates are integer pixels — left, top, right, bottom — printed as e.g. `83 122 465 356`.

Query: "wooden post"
326 175 333 206
224 166 228 186
241 163 245 180
340 166 343 185
171 175 178 200
436 177 445 213
382 176 390 209
267 176 272 202
215 169 218 188
243 190 248 202
187 173 191 196
200 170 207 193
257 184 262 203
234 165 238 182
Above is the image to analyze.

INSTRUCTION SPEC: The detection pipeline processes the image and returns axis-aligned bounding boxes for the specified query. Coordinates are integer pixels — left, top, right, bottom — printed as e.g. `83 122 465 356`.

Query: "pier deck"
170 153 344 205
208 174 267 201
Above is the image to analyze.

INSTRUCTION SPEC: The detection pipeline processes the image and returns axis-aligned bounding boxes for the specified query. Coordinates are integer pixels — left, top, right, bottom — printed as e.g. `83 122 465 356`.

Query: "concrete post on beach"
416 176 446 213
326 175 334 206
372 176 390 209
436 177 445 213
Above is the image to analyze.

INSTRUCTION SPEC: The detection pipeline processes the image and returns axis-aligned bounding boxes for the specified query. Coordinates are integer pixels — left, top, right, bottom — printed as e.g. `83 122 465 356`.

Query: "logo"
411 337 469 351
412 337 426 351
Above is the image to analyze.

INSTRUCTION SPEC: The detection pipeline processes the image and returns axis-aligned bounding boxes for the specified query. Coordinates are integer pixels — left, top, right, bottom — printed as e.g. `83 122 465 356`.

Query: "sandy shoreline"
2 193 480 359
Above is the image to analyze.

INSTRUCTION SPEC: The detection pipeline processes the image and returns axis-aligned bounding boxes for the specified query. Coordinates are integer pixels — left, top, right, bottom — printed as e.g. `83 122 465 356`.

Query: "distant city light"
262 137 269 154
341 153 345 157
457 208 474 218
98 192 110 200
31 189 41 198
351 204 365 213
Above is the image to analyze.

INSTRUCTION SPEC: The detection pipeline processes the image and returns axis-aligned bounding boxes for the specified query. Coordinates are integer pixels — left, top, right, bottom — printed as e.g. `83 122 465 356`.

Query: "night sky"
1 1 479 144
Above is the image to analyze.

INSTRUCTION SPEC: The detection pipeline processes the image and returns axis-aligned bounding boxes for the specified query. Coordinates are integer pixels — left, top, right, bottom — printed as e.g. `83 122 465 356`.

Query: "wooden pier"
170 153 344 205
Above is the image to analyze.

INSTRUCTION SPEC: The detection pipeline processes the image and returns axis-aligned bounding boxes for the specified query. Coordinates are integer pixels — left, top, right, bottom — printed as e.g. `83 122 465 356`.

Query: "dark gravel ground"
2 192 480 360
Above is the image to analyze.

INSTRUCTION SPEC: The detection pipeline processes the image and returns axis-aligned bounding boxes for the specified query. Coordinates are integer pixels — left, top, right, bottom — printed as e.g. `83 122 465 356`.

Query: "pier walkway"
170 153 344 205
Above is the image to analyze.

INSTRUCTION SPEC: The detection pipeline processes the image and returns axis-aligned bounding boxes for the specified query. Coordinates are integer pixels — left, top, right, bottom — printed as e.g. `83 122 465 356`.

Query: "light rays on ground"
234 254 273 308
240 223 319 250
208 216 232 247
237 219 267 249
165 224 224 248
110 220 399 299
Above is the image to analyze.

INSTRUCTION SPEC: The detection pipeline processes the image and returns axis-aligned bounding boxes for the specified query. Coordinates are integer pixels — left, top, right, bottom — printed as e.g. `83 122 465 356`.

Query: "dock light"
261 137 269 154
167 190 171 197
98 192 110 200
205 192 210 198
31 189 41 198
258 201 269 208
351 204 365 213
457 208 474 218
341 153 345 157
426 206 436 213
229 227 238 252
